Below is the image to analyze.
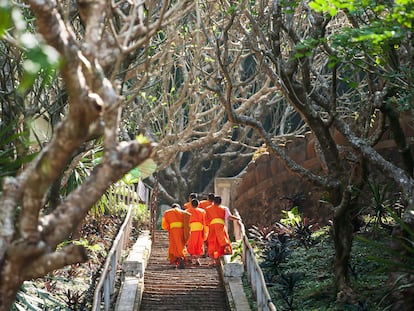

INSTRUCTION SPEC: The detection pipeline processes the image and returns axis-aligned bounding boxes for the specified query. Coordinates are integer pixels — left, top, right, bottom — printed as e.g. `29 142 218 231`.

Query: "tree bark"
0 1 155 308
0 245 88 310
332 206 353 295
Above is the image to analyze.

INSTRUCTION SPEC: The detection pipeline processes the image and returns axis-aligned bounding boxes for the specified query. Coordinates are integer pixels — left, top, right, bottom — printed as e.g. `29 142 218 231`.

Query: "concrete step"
115 230 251 311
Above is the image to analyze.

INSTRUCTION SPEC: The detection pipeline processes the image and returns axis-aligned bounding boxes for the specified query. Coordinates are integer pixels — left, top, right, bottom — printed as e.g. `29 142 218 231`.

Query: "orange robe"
187 207 207 256
198 199 212 210
205 203 232 259
183 201 191 209
162 208 191 264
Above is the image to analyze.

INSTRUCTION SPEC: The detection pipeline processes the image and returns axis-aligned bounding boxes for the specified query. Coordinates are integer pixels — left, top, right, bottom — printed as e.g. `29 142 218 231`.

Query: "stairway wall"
234 122 414 230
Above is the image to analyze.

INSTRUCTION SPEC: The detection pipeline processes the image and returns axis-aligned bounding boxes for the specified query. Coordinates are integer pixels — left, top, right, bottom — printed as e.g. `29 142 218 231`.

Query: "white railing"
92 182 148 311
233 210 277 311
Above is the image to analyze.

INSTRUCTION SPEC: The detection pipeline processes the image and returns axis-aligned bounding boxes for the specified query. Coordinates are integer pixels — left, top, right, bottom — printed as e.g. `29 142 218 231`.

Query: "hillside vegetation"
245 208 412 311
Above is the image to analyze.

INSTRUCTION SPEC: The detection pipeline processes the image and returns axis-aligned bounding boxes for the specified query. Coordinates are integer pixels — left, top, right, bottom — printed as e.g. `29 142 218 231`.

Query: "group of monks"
161 192 240 268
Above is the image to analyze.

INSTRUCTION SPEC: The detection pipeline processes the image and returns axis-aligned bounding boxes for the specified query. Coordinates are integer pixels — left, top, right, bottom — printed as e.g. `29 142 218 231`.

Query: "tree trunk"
0 268 21 311
330 181 360 302
332 208 353 295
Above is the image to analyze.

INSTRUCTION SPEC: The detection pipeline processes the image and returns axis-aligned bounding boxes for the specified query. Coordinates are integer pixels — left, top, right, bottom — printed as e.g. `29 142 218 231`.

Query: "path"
139 230 230 311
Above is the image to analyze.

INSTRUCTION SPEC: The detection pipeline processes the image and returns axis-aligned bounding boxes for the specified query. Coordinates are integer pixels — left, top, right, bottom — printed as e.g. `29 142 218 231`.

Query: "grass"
243 226 397 311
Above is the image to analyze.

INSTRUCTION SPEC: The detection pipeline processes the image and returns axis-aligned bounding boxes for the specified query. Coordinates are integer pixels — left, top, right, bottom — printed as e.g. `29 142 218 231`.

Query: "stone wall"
234 123 414 230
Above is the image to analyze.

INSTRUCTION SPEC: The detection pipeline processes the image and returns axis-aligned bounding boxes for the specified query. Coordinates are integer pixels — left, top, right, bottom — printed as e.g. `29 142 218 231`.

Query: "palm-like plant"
0 121 37 186
367 179 393 232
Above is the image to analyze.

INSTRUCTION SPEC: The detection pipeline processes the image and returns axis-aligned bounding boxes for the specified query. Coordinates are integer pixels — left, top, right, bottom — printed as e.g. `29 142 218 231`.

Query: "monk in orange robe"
197 193 214 257
183 192 197 209
162 203 191 268
205 195 240 266
186 199 207 265
198 192 215 210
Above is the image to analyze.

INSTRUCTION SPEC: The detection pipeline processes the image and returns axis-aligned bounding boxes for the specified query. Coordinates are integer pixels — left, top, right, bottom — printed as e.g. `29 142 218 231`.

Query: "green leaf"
135 134 150 144
137 158 157 179
227 4 237 15
122 158 157 184
0 2 12 38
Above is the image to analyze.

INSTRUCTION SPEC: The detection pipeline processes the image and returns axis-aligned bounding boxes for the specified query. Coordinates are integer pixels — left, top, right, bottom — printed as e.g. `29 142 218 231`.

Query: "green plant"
261 235 293 281
278 207 319 249
90 182 137 217
230 240 243 262
90 191 110 217
0 120 37 185
63 289 84 311
249 225 293 278
276 272 303 311
12 282 67 310
366 179 393 231
292 217 318 249
357 206 414 309
57 239 106 266
248 224 278 246
132 202 150 228
280 207 302 227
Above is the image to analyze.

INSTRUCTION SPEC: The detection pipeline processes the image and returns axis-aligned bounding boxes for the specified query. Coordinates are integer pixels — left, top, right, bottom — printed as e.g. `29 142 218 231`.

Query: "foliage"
12 282 67 311
262 226 394 310
12 186 148 311
90 181 149 219
248 210 321 309
0 0 61 93
0 120 37 185
123 158 157 183
2 0 414 307
62 289 84 311
276 272 303 311
230 240 243 262
365 179 394 231
259 233 293 277
131 202 150 229
249 208 320 285
0 2 12 38
59 145 104 199
248 224 294 280
90 185 129 217
12 211 127 310
292 217 319 249
280 207 302 227
310 0 414 29
279 207 319 249
309 0 414 110
246 197 414 309
357 207 414 309
247 206 411 310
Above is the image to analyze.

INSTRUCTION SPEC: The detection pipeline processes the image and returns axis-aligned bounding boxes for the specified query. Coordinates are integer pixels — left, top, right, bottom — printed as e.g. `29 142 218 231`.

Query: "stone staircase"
139 230 229 310
115 230 250 311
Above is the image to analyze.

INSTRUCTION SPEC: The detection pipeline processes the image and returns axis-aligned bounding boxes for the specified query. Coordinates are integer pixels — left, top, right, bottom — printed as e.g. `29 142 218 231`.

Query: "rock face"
234 124 414 230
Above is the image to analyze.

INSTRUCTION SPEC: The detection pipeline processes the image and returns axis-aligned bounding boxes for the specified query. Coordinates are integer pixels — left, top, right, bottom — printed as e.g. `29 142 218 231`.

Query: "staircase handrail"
92 183 136 311
233 209 277 311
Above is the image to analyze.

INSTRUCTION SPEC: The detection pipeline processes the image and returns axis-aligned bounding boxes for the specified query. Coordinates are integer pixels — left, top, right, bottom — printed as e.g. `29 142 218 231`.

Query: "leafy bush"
248 224 293 278
357 206 414 309
12 282 67 311
364 179 395 232
0 120 37 187
279 207 319 249
275 272 304 310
